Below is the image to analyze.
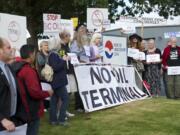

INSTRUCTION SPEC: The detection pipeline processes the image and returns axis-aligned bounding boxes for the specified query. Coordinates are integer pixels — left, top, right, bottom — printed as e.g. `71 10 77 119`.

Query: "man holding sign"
162 37 180 99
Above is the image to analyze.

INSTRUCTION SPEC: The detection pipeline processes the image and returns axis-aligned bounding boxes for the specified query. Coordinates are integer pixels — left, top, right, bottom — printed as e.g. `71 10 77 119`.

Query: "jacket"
49 52 68 89
12 61 50 121
162 45 180 70
58 43 74 74
0 66 24 130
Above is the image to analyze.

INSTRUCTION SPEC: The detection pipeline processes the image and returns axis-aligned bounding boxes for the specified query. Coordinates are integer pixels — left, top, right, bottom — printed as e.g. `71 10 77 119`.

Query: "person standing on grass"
144 39 162 96
36 40 51 111
12 44 53 135
162 37 180 99
48 37 70 126
0 37 25 133
128 34 144 90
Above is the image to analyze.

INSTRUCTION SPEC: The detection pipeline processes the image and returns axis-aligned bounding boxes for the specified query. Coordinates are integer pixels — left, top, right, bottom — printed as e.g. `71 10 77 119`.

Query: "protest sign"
167 66 180 75
0 13 27 49
74 64 148 112
146 54 160 63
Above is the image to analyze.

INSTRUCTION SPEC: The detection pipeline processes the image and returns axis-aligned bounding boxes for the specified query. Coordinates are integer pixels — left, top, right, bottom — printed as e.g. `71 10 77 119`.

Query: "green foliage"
109 0 180 22
0 0 108 44
39 97 180 135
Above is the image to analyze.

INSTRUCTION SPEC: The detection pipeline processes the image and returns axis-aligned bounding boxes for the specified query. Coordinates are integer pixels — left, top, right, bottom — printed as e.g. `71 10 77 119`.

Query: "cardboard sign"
43 13 61 33
167 66 180 75
0 13 27 49
146 54 160 63
87 8 108 30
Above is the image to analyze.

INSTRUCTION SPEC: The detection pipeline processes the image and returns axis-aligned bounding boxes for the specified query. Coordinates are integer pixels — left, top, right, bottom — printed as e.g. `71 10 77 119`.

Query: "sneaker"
66 111 75 117
76 108 84 113
50 121 58 125
58 121 69 127
65 117 68 121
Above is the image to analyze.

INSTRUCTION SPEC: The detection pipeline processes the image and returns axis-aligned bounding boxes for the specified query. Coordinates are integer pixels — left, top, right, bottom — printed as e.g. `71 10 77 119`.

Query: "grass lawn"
39 97 180 135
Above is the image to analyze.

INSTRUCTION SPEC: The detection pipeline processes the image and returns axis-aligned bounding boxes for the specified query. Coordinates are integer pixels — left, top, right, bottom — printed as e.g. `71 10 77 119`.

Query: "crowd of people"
128 34 180 99
0 24 180 135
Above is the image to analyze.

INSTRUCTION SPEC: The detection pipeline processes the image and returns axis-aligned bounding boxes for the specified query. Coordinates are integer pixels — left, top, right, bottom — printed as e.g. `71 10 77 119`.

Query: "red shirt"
17 62 50 118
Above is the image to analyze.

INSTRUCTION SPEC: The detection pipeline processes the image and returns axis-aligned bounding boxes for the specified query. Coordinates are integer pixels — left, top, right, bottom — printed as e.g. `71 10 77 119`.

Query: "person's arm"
89 46 101 61
22 67 51 100
49 53 66 72
162 47 169 69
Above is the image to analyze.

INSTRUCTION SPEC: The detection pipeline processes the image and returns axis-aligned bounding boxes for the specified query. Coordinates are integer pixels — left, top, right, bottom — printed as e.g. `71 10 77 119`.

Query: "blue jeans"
50 86 69 123
27 118 40 135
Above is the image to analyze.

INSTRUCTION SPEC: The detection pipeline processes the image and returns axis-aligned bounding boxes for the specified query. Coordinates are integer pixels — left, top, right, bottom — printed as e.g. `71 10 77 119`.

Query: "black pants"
75 92 84 110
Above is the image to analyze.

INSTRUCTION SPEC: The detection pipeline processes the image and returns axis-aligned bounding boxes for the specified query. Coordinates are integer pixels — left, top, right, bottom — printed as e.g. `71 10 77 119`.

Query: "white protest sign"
146 54 160 63
87 8 108 30
103 36 127 65
43 13 61 33
41 82 52 100
74 64 148 112
128 48 145 60
167 66 180 75
128 48 139 58
0 13 27 49
59 19 74 39
0 124 27 135
67 53 79 64
138 52 146 60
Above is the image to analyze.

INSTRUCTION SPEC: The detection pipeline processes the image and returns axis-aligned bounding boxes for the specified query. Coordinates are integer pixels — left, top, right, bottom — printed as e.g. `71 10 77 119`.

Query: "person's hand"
1 119 15 132
47 89 54 96
96 54 102 59
63 55 71 61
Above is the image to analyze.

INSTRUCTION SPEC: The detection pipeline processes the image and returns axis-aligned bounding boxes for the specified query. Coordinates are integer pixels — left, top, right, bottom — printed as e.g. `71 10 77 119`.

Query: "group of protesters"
128 33 180 99
0 23 180 135
0 24 104 135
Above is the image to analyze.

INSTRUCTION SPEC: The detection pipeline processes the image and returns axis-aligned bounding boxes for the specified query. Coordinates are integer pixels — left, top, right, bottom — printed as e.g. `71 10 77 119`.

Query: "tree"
109 0 180 22
0 0 108 44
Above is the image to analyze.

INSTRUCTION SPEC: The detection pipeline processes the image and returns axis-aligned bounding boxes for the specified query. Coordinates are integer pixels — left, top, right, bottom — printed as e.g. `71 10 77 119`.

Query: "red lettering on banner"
47 14 58 21
53 23 57 30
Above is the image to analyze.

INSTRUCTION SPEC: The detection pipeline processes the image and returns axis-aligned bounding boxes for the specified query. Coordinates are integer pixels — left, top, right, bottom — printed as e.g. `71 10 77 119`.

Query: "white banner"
74 64 148 112
0 13 27 50
164 31 180 39
103 36 127 65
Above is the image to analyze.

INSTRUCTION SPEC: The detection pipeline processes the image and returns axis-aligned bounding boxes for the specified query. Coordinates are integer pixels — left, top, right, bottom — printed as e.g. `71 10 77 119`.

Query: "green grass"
39 97 180 135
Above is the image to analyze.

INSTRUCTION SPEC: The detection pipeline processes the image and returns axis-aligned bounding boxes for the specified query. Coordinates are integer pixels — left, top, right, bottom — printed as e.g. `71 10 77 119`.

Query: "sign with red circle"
8 21 21 42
